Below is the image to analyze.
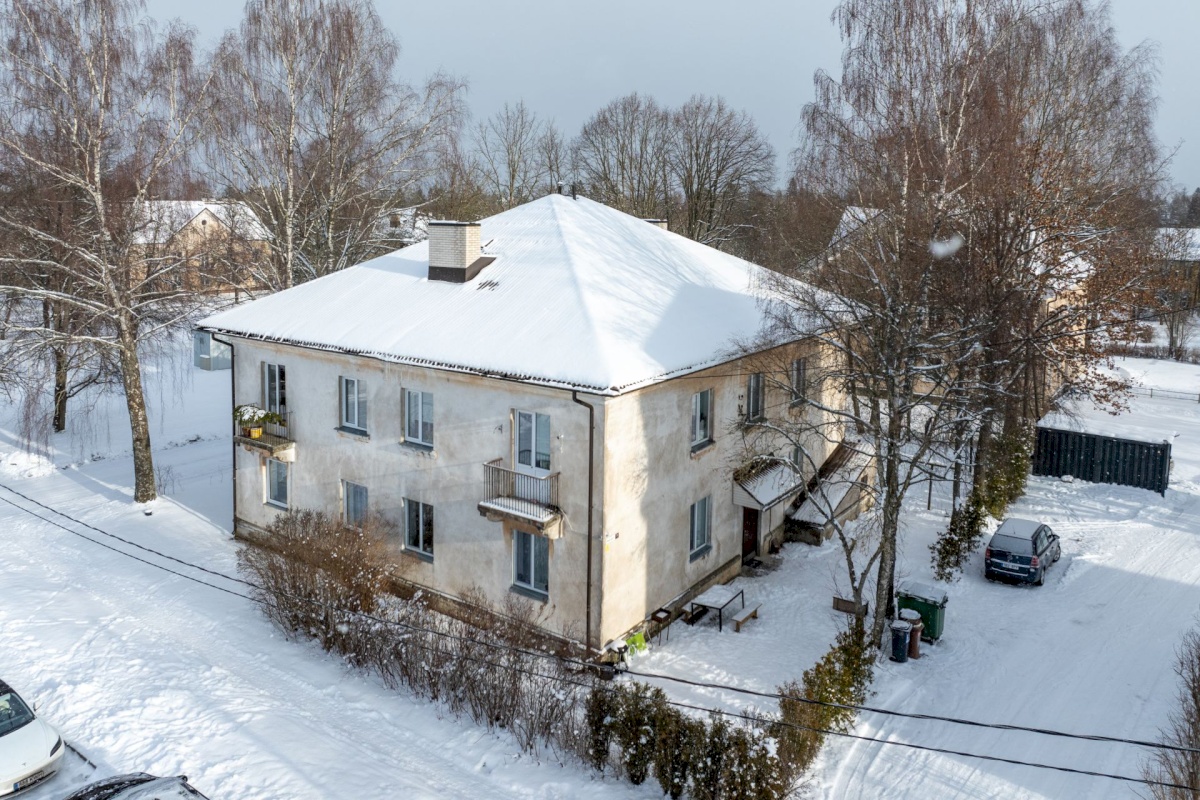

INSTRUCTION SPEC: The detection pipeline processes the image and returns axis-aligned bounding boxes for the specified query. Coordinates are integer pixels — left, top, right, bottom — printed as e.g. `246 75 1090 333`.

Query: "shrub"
612 683 666 784
929 494 987 581
977 422 1032 519
1144 627 1200 798
689 714 731 800
238 509 396 654
775 621 874 785
652 705 701 799
584 685 616 772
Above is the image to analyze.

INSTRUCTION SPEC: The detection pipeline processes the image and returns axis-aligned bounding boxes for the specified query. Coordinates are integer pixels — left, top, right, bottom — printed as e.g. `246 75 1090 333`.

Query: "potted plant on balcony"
235 404 269 439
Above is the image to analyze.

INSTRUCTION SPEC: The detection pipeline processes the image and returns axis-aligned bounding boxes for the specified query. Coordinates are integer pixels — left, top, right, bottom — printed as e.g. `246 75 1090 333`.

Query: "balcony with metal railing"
235 410 296 460
477 458 563 536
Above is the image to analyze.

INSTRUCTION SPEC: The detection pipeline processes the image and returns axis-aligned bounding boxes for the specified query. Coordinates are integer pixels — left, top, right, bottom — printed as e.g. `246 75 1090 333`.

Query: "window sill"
689 544 712 563
399 440 436 457
265 500 288 510
511 584 549 603
336 426 370 441
690 439 715 457
401 548 434 564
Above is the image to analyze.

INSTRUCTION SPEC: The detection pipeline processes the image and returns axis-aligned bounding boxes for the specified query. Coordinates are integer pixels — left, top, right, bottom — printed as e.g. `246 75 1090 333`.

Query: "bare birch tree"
756 0 1159 646
0 0 206 502
207 0 463 288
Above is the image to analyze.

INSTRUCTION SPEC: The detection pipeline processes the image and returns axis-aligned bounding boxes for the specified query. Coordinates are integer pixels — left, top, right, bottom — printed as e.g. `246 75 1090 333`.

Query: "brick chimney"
427 221 493 282
643 219 668 230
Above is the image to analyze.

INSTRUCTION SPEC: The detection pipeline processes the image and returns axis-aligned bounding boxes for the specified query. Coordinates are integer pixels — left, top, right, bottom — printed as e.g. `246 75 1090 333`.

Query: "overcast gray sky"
147 0 1200 191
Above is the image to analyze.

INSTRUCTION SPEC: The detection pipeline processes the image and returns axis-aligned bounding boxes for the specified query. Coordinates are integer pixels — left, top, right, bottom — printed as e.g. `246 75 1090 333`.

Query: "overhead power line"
0 479 1194 793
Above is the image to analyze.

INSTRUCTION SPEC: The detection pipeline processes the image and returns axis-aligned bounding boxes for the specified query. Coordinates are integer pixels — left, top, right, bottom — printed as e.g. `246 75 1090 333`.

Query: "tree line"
0 0 837 507
739 0 1165 650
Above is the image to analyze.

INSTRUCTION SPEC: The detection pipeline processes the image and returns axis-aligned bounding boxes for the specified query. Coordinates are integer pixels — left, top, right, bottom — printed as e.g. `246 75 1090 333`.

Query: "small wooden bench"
683 605 709 625
732 604 761 632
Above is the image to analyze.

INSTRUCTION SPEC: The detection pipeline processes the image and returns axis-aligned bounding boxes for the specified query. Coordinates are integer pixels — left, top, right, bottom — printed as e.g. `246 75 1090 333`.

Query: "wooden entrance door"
742 507 760 559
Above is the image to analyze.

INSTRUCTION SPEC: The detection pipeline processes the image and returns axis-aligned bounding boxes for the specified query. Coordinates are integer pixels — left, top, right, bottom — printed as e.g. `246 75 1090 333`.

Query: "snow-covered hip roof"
198 194 815 395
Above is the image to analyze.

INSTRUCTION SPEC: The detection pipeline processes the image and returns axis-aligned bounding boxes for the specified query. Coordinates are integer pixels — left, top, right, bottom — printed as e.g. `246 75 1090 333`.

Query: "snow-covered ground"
0 345 653 800
5 338 1200 798
632 357 1200 798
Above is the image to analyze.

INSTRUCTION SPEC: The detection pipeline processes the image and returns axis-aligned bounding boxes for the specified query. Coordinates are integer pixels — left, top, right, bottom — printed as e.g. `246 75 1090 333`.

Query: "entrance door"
742 507 760 559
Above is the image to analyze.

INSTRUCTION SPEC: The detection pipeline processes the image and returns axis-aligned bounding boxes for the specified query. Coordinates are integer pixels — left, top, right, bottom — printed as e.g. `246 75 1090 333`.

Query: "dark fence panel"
1033 427 1170 495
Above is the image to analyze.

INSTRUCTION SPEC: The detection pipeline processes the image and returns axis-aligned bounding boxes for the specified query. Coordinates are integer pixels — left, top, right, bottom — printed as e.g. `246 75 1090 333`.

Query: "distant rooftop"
134 200 271 245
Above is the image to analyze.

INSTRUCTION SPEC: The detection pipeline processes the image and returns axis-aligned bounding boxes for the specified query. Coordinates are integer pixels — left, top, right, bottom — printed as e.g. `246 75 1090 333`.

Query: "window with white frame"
513 529 549 596
339 377 367 432
790 358 808 405
746 373 764 421
689 495 712 556
343 480 368 527
266 458 288 507
264 363 287 415
690 389 713 448
405 498 434 557
516 411 551 471
405 390 434 447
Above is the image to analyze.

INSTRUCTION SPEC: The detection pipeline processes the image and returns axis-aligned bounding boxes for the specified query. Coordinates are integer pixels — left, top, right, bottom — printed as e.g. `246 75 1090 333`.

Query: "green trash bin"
897 581 947 642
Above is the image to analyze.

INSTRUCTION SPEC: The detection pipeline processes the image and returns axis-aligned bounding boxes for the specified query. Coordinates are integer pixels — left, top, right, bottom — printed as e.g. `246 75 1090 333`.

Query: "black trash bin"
890 620 912 663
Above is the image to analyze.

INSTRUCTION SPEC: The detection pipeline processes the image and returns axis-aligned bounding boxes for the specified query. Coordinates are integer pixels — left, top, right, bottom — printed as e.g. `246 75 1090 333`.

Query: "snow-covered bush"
612 683 664 784
652 705 703 799
775 622 874 784
244 511 790 798
238 509 395 654
929 496 987 581
585 682 784 800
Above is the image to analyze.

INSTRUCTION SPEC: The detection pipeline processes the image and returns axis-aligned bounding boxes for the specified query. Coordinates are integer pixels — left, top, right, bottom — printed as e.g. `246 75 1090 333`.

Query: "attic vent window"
477 279 499 291
427 220 495 283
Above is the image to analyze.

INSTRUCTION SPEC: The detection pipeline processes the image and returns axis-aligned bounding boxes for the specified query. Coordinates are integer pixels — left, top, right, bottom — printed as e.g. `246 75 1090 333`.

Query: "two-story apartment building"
198 193 840 650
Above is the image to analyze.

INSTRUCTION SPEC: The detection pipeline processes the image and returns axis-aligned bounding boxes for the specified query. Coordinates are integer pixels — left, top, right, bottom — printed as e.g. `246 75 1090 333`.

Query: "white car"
0 680 63 796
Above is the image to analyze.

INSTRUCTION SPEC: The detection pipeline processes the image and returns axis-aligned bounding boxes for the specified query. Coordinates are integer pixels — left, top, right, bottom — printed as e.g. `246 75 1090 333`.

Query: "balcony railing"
235 410 295 457
479 458 561 531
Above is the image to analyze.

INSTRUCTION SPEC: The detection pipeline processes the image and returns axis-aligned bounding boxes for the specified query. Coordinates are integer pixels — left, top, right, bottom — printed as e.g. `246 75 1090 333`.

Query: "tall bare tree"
472 102 564 212
0 0 205 502
668 95 775 246
572 93 671 219
207 0 463 288
759 0 1160 647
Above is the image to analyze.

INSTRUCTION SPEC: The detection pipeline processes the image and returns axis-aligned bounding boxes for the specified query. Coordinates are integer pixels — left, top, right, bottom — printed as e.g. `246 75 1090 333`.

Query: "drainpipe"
571 391 596 653
210 331 237 537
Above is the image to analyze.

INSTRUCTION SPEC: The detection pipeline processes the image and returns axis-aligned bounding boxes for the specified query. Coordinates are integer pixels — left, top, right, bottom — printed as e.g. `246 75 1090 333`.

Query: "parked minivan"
985 518 1062 585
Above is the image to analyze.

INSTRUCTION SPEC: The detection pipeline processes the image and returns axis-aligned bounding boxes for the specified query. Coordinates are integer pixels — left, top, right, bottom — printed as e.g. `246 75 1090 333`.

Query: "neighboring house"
197 193 842 649
1157 226 1200 300
133 200 272 293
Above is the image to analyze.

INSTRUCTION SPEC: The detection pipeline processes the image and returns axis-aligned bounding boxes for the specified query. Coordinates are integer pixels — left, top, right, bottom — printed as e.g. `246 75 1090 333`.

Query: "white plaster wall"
229 337 604 642
596 341 840 643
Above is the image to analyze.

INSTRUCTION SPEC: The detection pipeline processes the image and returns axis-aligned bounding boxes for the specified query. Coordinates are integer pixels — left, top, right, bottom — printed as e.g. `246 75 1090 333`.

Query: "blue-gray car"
985 518 1062 585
